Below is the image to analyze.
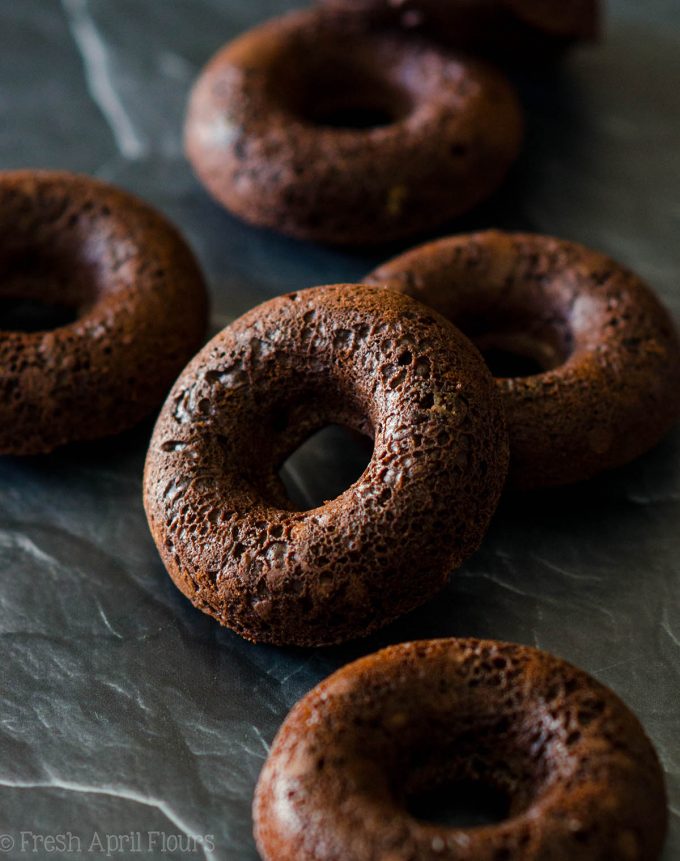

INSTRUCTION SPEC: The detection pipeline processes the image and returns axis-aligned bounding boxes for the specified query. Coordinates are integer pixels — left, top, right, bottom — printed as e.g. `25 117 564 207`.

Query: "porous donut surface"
0 170 208 455
184 9 522 245
254 638 667 861
367 231 680 488
143 285 509 646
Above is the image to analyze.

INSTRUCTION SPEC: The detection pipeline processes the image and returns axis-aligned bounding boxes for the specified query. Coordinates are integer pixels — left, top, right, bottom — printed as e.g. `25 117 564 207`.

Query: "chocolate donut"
255 638 667 861
143 285 509 646
367 231 680 489
184 9 522 246
0 171 208 455
318 0 600 59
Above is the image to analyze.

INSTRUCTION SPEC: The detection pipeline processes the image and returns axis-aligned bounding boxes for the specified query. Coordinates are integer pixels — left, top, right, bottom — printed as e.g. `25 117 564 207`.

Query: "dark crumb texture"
0 170 208 455
143 285 509 646
367 231 680 489
184 9 522 246
254 637 667 861
317 0 600 60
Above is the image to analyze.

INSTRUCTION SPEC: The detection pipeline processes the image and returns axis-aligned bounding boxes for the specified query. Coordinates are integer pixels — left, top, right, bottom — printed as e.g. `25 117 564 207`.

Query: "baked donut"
184 9 522 246
255 638 667 861
143 285 509 646
0 171 208 455
366 231 680 489
318 0 600 59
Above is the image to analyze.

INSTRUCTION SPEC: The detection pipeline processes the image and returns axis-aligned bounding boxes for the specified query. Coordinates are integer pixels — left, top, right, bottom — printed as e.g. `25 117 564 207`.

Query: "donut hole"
279 424 374 510
407 778 511 828
387 713 555 833
463 311 573 379
310 102 397 131
474 333 556 378
0 248 97 332
399 752 538 830
0 297 77 333
272 47 414 131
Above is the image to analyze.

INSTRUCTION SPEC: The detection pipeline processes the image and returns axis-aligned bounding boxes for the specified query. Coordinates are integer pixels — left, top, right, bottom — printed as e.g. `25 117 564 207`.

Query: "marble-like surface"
1 1 679 858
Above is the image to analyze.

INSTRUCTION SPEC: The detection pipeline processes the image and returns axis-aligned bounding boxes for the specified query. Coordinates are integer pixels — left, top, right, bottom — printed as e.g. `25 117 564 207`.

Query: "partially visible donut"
367 231 680 488
184 9 522 245
508 0 599 39
0 171 208 455
143 285 509 646
317 0 600 59
255 638 667 861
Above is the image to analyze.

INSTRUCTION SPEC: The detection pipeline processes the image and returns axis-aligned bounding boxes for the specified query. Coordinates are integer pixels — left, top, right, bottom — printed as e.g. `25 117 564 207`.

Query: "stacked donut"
2 2 678 860
143 283 510 646
143 248 680 645
140 240 676 855
159 0 680 650
178 5 677 860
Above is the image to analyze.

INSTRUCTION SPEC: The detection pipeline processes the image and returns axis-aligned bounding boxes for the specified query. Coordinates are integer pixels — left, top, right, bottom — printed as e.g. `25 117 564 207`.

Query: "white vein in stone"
252 725 270 756
277 663 308 686
628 491 680 506
463 571 544 602
591 657 633 675
531 554 603 583
61 0 147 159
0 777 215 861
662 609 680 651
96 603 123 639
0 532 59 569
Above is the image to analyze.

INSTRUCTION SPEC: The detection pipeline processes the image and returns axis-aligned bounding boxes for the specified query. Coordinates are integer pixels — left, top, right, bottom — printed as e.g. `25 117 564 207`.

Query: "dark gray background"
1 1 679 859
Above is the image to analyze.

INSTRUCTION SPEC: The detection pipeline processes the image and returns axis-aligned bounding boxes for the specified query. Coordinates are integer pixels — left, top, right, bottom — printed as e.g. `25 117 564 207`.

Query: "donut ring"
143 285 509 646
184 10 522 246
255 638 667 861
367 231 680 489
0 171 208 455
318 0 599 58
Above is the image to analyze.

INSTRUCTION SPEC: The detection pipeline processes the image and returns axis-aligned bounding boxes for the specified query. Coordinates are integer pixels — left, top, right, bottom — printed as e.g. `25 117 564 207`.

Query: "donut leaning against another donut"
143 285 509 646
0 170 208 455
254 638 667 861
366 231 680 489
184 9 523 245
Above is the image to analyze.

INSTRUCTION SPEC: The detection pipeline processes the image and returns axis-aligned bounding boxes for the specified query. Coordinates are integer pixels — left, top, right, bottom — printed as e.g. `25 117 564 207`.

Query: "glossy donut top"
367 231 680 488
255 638 667 861
143 285 509 645
0 170 208 454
